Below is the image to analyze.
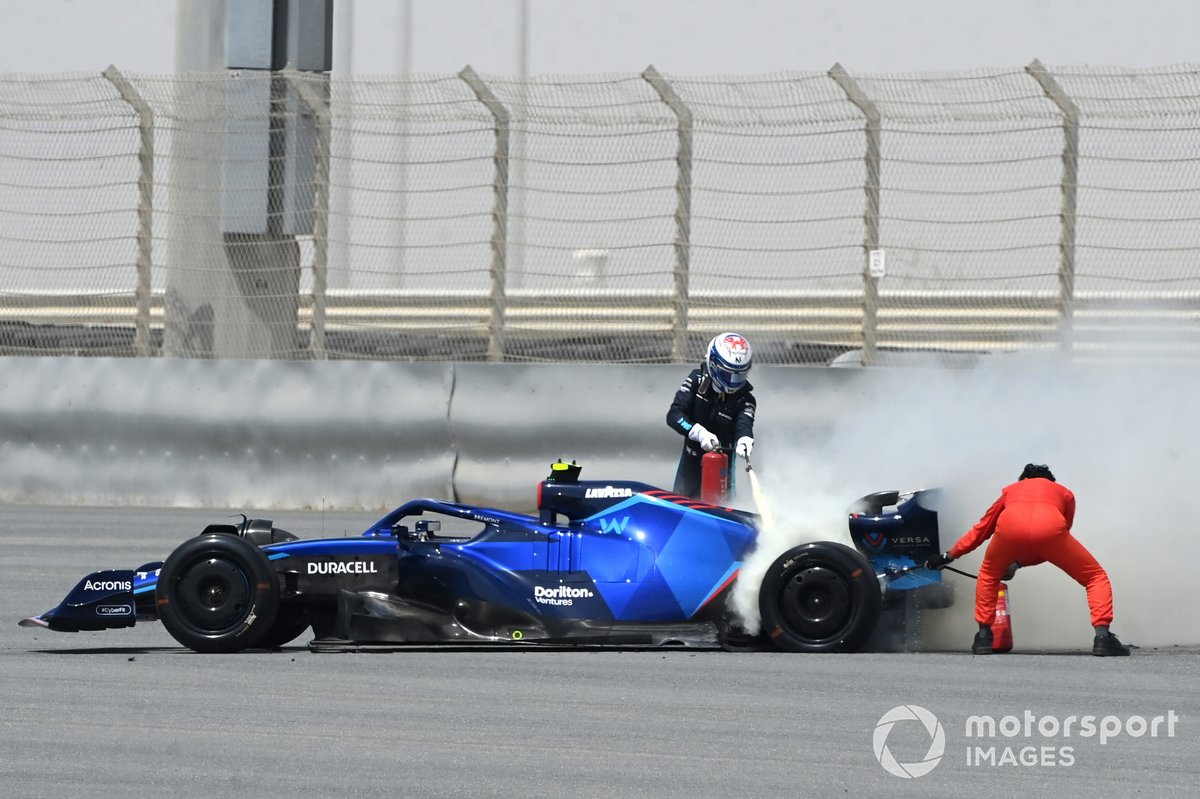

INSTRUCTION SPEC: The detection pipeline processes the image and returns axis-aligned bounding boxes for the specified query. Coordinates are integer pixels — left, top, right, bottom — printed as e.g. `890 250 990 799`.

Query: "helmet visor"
709 362 749 393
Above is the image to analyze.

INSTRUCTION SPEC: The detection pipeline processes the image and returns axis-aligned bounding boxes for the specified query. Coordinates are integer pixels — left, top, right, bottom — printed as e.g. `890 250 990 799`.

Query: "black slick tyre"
258 609 311 649
758 541 882 653
156 533 279 653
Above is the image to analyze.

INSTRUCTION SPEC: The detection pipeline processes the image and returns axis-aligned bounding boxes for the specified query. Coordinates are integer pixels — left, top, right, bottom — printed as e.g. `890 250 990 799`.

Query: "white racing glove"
736 436 754 458
687 423 720 452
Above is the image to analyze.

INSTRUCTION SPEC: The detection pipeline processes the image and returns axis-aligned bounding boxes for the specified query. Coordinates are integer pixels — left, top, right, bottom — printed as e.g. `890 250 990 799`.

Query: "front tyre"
156 534 279 653
758 542 882 653
259 608 311 649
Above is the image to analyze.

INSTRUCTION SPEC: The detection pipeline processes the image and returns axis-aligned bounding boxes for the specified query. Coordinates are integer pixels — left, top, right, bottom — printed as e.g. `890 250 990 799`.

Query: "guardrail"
4 288 1200 361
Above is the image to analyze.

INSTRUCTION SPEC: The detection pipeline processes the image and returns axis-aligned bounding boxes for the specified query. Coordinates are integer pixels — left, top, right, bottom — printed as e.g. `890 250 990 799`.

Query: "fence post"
459 65 510 362
102 65 155 357
1026 59 1079 353
642 66 692 362
828 63 882 366
287 70 331 360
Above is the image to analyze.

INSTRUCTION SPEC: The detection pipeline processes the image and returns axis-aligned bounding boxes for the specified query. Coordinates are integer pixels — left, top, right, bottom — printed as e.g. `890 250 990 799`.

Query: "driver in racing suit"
666 332 756 499
925 464 1131 657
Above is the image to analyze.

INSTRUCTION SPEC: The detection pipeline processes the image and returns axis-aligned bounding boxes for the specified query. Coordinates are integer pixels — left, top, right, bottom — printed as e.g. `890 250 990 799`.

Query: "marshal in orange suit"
925 464 1131 657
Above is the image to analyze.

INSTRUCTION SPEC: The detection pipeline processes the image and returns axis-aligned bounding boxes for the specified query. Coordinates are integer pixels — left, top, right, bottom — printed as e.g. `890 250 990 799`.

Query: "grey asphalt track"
2 506 1196 799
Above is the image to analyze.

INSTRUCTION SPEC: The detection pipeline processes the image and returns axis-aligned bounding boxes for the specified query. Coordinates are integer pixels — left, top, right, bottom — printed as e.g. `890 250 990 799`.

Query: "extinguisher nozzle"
744 456 753 473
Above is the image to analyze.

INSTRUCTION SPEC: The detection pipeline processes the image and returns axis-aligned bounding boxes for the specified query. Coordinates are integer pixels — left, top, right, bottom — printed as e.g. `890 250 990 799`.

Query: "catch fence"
2 62 1199 364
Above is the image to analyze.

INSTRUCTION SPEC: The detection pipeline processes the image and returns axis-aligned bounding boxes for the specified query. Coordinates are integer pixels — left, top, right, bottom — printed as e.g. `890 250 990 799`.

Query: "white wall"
1 0 1197 75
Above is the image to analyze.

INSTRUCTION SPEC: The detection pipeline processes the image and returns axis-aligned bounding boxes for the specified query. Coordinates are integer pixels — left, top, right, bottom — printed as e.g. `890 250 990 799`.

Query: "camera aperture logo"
874 705 1179 776
873 705 946 778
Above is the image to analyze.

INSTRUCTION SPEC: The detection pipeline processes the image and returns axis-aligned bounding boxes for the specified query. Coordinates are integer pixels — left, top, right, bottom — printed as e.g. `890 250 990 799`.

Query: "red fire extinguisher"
992 582 1013 653
699 450 728 504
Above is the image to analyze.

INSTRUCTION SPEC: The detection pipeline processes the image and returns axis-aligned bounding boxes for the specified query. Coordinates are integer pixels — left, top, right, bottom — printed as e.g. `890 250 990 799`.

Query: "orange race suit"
948 477 1114 628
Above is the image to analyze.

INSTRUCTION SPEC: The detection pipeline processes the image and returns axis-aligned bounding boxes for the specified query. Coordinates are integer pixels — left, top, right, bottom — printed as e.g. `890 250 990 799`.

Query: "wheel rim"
778 564 852 641
175 557 253 633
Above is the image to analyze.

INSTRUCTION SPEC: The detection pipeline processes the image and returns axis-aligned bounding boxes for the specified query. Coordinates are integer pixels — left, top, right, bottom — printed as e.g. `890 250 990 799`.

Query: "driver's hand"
688 424 720 452
1002 561 1020 580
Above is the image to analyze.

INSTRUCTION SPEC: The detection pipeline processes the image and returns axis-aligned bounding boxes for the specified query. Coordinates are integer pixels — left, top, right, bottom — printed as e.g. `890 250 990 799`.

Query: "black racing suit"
666 364 756 499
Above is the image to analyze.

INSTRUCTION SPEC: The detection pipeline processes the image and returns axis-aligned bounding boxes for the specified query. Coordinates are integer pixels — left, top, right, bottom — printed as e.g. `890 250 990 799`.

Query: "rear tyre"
156 534 279 653
758 542 882 653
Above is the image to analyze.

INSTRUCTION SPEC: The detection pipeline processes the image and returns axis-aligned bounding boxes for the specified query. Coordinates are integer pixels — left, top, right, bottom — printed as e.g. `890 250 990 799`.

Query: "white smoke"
735 354 1200 650
731 463 857 635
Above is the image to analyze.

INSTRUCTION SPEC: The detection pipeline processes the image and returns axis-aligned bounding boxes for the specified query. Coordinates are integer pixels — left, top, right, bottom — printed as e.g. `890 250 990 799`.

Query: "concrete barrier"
5 354 1155 516
0 356 851 511
0 358 455 509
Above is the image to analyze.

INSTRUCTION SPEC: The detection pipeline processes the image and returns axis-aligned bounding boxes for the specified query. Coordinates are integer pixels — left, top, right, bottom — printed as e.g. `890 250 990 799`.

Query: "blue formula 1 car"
20 463 951 653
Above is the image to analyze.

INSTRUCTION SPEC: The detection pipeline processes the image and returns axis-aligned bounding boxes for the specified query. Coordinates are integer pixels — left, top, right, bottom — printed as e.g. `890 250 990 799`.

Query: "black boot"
1093 630 1131 657
971 626 994 655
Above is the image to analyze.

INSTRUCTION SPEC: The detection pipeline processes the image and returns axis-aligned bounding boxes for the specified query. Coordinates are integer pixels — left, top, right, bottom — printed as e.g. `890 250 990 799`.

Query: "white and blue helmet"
706 332 752 394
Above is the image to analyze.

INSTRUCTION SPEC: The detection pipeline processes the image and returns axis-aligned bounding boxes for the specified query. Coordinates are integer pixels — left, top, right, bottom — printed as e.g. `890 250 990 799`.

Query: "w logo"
598 516 630 535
